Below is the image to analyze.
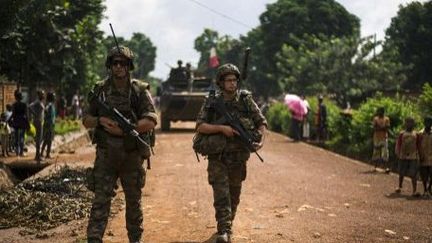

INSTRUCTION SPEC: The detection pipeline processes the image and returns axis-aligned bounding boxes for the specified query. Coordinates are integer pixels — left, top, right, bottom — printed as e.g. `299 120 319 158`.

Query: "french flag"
209 47 219 68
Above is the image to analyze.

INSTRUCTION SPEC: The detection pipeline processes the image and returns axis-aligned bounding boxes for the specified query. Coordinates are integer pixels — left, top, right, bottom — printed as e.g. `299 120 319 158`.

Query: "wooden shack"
0 82 17 113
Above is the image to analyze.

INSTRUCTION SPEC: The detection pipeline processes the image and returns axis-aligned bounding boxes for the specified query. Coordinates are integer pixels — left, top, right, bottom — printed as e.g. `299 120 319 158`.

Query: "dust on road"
1 122 431 242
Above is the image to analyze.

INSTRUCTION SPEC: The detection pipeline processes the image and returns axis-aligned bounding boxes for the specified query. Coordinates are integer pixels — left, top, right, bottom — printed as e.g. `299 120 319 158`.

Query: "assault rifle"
209 94 264 162
88 90 153 169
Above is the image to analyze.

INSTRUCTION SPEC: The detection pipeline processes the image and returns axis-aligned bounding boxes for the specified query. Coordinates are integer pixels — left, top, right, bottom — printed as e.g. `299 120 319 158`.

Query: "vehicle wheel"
161 113 170 131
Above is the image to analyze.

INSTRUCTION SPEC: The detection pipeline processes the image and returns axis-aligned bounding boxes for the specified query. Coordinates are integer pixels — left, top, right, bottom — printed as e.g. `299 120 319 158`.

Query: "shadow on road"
385 192 425 201
156 128 195 134
385 192 410 199
359 169 385 175
169 233 217 243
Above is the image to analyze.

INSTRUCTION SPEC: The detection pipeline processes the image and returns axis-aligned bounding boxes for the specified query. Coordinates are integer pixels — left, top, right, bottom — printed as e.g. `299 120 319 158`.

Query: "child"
395 117 419 196
0 113 11 157
372 107 391 173
418 116 432 196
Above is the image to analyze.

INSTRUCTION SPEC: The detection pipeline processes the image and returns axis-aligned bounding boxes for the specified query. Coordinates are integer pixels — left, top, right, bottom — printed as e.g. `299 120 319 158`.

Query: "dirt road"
1 122 431 242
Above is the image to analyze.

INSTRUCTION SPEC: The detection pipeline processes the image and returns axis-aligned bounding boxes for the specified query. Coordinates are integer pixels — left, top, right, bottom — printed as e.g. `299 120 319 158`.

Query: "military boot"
216 231 231 243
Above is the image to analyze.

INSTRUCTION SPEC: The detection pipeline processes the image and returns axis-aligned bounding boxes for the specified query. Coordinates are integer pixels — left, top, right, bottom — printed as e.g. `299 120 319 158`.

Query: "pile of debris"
0 166 93 231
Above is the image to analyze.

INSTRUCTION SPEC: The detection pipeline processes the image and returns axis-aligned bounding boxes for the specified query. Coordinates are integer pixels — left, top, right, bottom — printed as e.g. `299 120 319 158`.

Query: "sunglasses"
112 60 128 67
224 78 238 83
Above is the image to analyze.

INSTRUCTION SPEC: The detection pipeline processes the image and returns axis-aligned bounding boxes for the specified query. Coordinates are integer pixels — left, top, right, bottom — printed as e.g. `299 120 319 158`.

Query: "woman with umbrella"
285 94 308 142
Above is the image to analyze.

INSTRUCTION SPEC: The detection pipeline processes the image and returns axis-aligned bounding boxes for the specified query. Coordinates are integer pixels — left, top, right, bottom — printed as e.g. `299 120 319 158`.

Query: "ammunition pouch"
193 133 226 156
124 132 152 159
238 117 261 141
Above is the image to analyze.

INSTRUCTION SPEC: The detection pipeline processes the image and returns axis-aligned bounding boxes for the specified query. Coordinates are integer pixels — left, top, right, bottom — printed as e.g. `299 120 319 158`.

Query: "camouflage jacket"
196 90 267 152
86 77 157 150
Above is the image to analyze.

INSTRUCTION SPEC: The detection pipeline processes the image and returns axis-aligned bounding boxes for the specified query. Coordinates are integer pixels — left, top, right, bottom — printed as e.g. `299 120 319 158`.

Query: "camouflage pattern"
216 63 240 88
88 78 157 151
85 77 157 243
196 90 267 234
207 151 249 233
87 141 145 243
196 91 267 152
105 46 135 70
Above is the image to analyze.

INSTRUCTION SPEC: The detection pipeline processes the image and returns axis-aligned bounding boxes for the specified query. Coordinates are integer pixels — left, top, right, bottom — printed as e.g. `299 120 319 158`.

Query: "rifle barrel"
109 23 121 53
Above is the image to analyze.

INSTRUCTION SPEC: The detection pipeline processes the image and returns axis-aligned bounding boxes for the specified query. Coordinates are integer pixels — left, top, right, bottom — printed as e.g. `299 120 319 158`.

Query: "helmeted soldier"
195 63 267 243
82 46 157 243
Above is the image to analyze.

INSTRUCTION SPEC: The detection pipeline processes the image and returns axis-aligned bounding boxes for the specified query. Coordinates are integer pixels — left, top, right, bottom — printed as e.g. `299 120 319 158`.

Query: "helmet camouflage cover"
105 45 135 70
216 63 240 88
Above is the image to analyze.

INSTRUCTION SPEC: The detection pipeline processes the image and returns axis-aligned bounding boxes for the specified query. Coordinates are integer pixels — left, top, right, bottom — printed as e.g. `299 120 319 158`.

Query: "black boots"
216 232 231 243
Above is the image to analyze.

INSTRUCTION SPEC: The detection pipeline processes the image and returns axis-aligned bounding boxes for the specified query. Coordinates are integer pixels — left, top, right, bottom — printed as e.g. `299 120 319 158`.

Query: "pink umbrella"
284 94 308 120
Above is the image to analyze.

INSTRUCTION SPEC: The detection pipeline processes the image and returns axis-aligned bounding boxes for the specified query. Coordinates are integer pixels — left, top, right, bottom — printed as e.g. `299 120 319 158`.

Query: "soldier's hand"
252 141 263 151
100 117 123 136
99 117 116 127
220 125 239 137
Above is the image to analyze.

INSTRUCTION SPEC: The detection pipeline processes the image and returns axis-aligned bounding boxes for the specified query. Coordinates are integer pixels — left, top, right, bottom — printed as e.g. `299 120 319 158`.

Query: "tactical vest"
92 78 154 155
210 90 258 152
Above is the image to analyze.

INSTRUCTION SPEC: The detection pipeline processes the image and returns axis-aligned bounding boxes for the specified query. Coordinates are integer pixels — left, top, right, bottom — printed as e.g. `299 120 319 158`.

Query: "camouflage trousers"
207 151 250 233
87 138 146 243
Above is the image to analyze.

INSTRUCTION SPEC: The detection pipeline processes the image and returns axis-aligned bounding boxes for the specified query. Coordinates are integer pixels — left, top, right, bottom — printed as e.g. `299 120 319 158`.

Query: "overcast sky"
99 0 426 79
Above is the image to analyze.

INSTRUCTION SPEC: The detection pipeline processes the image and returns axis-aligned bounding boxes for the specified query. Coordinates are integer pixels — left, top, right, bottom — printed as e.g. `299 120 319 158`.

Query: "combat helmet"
216 63 240 88
105 45 135 70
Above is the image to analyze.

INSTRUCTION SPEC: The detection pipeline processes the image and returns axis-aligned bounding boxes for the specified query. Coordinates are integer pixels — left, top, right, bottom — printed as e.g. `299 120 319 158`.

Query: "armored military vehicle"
159 63 212 131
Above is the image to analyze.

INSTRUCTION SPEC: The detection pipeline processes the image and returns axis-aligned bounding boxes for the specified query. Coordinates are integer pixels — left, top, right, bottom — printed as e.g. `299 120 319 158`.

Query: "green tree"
276 35 405 105
383 1 432 90
194 28 219 76
128 33 156 79
194 28 245 78
243 0 360 97
98 33 157 80
0 0 105 97
419 83 432 117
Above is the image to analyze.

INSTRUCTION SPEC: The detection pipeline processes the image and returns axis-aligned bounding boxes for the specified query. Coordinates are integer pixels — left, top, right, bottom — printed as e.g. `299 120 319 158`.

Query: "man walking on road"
29 90 45 162
82 46 157 243
195 64 267 243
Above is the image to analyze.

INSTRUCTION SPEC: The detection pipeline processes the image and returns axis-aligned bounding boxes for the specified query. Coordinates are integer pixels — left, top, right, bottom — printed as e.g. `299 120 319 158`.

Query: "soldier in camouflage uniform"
195 64 267 243
82 46 157 243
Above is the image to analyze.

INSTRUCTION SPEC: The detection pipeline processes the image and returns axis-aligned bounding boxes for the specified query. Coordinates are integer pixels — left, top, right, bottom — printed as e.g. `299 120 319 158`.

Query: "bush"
328 94 421 161
266 93 423 166
419 83 432 117
265 96 341 139
306 97 341 140
54 119 81 135
265 102 291 134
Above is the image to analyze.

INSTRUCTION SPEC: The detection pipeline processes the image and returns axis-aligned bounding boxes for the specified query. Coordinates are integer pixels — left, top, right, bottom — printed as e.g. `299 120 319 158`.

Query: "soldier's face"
222 74 238 94
111 57 128 78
